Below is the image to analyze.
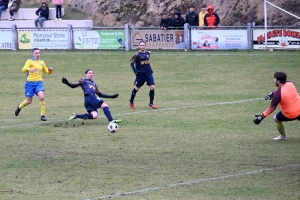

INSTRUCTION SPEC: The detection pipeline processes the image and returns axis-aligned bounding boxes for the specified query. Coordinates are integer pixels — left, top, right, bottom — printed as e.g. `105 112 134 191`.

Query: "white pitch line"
87 163 300 200
0 98 262 129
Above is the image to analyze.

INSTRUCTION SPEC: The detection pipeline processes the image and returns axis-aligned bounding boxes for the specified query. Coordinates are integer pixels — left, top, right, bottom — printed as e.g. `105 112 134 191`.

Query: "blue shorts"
84 95 103 113
134 73 155 88
25 81 44 97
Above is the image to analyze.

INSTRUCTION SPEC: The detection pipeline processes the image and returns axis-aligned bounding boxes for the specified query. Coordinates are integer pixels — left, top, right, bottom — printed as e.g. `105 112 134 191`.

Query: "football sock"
40 101 45 116
19 100 28 109
103 106 113 122
275 121 286 136
76 113 93 119
149 89 155 104
130 88 137 102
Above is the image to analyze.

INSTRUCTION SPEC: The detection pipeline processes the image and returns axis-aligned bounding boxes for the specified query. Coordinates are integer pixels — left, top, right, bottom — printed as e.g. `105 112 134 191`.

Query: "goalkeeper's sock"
19 100 28 109
149 89 155 104
40 101 45 116
130 88 138 103
103 106 113 122
76 113 93 119
275 121 286 137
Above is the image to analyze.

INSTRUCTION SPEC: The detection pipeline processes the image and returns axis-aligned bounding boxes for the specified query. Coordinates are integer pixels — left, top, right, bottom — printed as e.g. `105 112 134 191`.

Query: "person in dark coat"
171 11 185 29
160 12 172 30
35 1 49 28
186 5 198 27
0 0 9 20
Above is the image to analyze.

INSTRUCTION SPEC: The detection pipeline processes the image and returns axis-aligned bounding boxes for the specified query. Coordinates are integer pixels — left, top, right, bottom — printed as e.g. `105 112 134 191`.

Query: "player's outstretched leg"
69 113 93 121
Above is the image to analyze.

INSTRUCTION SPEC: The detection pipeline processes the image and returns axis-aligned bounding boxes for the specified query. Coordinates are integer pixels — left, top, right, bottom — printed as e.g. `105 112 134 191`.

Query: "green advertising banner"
74 30 125 49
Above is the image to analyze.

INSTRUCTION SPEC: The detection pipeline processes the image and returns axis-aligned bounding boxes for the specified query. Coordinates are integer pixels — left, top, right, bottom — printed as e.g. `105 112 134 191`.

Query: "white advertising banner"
18 30 68 49
191 30 248 50
253 29 300 49
0 31 13 49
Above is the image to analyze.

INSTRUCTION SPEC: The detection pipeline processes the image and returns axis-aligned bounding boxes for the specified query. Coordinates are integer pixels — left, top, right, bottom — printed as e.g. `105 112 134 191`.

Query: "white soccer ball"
107 122 119 133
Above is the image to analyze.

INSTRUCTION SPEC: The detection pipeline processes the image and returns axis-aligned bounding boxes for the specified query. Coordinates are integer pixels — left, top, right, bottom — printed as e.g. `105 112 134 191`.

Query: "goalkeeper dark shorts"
276 111 300 121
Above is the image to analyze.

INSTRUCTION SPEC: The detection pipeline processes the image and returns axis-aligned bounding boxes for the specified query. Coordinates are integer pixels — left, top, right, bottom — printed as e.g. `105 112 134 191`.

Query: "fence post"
124 24 130 51
247 23 253 50
184 23 190 51
12 24 18 51
68 24 73 50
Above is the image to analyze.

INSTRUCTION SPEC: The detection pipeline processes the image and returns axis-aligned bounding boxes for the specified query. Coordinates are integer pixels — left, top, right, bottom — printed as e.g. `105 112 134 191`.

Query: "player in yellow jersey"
15 48 53 121
253 72 300 140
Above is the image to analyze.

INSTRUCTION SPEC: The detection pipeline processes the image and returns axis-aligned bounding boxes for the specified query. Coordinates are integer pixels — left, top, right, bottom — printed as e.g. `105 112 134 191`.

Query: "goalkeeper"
253 71 300 140
62 69 122 124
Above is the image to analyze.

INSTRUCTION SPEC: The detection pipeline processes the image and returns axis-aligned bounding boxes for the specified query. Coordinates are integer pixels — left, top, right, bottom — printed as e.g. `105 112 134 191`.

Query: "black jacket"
0 0 9 8
186 12 198 26
35 6 49 20
160 17 172 28
171 11 185 28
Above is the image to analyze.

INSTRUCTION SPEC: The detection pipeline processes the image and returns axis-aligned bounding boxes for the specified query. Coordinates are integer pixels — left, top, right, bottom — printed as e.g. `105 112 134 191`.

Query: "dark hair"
32 48 39 52
201 4 207 8
190 5 195 8
139 40 146 44
85 69 92 74
274 71 287 84
163 12 168 15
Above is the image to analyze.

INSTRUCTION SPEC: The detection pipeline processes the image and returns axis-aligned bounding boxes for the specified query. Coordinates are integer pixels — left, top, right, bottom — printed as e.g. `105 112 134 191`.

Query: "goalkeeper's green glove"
253 114 265 125
264 92 274 100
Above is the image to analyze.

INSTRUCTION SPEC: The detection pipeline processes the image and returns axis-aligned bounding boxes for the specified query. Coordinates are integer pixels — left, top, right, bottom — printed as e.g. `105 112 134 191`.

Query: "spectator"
35 1 49 28
0 0 9 20
171 11 185 29
204 5 220 29
52 0 63 20
185 5 198 28
8 0 21 21
160 12 172 30
198 4 207 28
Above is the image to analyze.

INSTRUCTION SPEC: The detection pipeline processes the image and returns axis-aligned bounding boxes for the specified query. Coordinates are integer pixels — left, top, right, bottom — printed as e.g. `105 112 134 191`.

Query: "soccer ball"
107 122 119 133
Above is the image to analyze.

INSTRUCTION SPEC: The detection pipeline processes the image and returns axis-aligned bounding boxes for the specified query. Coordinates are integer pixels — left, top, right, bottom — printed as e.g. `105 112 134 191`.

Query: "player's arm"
42 61 53 74
130 53 138 74
22 60 32 73
62 77 80 88
95 86 119 98
254 89 280 124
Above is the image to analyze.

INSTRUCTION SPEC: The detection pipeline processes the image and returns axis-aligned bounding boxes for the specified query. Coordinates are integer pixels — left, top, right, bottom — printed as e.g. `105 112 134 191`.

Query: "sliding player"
62 69 122 125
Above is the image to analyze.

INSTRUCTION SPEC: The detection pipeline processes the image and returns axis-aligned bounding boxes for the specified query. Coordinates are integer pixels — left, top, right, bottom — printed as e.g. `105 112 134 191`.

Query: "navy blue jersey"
130 51 152 74
78 78 100 96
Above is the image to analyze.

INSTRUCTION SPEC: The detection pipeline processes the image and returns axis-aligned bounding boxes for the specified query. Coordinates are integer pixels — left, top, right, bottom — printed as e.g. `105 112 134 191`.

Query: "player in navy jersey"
62 69 122 124
129 40 157 109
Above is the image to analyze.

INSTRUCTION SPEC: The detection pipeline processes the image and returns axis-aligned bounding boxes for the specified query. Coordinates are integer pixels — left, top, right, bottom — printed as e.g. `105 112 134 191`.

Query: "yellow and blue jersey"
22 57 52 82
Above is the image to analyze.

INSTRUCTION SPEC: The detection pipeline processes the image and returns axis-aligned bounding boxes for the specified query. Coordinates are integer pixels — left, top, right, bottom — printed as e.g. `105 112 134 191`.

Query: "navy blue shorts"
275 111 300 121
84 96 103 113
134 73 155 88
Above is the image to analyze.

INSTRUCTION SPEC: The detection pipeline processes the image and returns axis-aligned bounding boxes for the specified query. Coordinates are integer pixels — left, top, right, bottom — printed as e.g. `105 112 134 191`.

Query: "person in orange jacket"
204 5 220 29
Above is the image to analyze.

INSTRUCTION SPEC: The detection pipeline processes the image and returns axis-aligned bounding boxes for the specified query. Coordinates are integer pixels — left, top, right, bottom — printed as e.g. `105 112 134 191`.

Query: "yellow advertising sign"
18 32 31 49
131 30 185 49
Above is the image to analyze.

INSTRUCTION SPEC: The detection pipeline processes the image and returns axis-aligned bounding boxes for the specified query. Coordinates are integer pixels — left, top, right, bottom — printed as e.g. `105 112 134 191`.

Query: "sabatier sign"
131 30 185 49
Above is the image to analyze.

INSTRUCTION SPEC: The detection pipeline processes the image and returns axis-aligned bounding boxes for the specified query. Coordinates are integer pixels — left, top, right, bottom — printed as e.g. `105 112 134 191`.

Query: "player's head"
85 69 94 79
32 48 40 60
274 71 287 86
139 41 146 51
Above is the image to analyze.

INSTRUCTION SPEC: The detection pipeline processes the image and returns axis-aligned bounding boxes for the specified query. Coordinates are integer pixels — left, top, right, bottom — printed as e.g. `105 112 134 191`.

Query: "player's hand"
62 77 69 85
264 92 273 100
253 114 264 125
110 94 119 98
29 68 35 73
48 67 53 72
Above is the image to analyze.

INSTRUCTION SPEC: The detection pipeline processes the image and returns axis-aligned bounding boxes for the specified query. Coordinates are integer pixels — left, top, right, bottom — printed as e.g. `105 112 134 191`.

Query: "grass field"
0 50 300 200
